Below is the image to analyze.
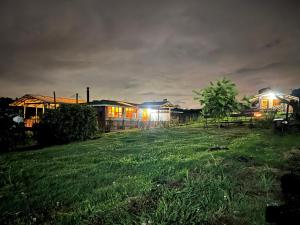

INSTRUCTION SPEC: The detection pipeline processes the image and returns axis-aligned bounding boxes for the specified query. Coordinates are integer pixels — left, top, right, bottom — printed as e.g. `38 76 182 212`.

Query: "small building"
250 88 299 113
171 108 202 124
89 100 139 131
9 94 85 127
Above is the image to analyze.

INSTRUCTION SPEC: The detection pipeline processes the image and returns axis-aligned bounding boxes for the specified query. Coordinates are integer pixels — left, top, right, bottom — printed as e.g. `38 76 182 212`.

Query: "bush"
35 104 97 145
0 109 25 151
252 111 277 129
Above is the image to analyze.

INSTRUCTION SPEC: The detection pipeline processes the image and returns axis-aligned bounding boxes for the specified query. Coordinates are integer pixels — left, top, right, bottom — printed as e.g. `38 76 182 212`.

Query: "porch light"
254 112 262 118
268 92 276 99
266 91 280 99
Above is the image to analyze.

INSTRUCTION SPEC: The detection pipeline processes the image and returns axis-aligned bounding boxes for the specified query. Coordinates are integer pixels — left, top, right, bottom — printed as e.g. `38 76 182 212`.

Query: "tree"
193 78 240 127
0 97 13 110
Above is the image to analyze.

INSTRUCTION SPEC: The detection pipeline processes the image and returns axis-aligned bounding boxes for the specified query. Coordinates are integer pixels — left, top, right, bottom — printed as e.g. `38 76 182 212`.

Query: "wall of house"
259 96 286 112
94 105 138 131
93 105 172 132
137 108 170 122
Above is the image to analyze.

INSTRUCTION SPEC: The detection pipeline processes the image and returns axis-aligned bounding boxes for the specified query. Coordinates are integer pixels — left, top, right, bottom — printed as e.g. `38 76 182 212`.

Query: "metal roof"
139 100 175 108
89 99 138 107
9 94 85 107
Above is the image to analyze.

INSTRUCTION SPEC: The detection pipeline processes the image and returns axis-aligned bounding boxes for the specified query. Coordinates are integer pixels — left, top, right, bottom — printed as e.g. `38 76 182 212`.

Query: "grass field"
1 125 300 225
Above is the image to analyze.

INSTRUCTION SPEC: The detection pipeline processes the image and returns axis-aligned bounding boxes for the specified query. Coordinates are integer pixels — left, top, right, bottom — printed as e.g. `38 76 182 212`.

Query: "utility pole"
53 91 56 109
87 87 90 104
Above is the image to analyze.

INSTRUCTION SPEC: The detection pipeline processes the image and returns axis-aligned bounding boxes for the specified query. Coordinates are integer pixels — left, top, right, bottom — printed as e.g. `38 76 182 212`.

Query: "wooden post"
122 107 125 129
169 107 171 126
42 104 45 114
286 103 290 121
23 105 26 119
53 91 56 109
35 106 38 122
76 93 79 104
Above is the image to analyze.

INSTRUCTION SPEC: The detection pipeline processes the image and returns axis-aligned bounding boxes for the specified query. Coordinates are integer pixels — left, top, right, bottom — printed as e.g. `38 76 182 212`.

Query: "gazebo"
10 94 85 127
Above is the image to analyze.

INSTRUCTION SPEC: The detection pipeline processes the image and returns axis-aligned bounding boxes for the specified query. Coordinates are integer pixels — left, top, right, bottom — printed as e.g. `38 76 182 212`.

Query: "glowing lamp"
254 112 262 118
268 92 276 99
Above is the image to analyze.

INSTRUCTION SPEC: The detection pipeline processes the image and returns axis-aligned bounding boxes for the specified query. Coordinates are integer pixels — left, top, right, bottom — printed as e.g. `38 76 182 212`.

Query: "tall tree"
194 78 239 127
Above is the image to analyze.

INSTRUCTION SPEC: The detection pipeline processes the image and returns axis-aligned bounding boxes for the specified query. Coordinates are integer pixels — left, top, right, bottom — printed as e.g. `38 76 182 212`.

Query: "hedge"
35 104 97 145
0 109 25 152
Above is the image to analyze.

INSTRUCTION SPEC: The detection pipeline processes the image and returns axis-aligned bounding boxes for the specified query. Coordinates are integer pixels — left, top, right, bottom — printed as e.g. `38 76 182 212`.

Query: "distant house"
89 100 139 131
9 94 85 127
250 88 299 113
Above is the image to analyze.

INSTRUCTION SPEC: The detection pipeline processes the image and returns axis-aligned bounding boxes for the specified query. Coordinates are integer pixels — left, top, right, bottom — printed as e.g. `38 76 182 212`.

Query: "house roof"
250 91 299 103
139 100 175 108
10 94 85 107
90 99 175 108
89 99 138 107
172 108 202 113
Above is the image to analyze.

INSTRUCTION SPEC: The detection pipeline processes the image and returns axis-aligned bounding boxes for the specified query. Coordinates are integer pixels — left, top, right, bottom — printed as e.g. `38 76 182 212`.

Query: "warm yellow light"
254 112 262 118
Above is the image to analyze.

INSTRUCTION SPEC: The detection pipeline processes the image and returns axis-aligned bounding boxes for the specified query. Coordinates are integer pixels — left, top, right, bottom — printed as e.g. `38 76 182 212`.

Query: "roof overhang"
9 94 85 108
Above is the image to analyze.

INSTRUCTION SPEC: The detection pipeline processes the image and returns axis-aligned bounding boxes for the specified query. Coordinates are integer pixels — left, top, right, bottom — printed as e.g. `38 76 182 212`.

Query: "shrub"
35 104 97 145
0 109 25 151
252 111 277 129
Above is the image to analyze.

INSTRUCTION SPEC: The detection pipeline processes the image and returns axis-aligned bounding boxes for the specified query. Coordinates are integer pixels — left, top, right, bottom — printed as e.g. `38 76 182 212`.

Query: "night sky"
0 0 300 108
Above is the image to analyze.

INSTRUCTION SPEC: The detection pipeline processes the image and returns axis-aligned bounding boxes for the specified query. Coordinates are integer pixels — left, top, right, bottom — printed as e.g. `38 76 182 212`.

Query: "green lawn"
1 125 299 225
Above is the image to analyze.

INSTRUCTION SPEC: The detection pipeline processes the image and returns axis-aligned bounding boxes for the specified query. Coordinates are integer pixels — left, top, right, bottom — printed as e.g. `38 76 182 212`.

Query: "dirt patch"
282 149 300 172
235 156 254 163
208 146 229 151
209 215 250 225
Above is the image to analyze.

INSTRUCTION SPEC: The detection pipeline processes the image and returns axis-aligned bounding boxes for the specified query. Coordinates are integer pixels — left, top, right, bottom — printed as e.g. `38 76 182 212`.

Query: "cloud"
0 0 300 107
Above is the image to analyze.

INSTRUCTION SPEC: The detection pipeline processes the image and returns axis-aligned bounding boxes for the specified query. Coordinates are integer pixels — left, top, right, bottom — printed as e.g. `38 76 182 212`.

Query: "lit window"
125 107 137 119
142 109 149 121
273 99 281 107
261 98 269 109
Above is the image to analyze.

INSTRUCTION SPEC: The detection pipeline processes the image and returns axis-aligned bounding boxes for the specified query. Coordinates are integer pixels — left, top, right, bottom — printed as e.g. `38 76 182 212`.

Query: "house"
250 88 299 113
89 98 176 131
9 94 85 127
89 99 139 131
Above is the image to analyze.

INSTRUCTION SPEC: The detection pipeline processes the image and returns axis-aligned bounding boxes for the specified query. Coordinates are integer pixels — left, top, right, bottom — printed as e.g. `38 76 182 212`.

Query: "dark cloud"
0 0 300 107
262 39 282 49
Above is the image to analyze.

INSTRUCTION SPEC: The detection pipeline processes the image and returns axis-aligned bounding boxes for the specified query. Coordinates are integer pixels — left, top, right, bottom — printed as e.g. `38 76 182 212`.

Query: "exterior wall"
93 105 174 132
171 109 201 124
258 96 287 112
137 108 170 122
94 105 172 132
94 105 139 132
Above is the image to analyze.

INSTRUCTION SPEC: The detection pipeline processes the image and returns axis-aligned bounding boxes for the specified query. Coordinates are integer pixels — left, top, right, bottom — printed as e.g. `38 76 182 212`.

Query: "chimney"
86 87 90 104
163 98 168 102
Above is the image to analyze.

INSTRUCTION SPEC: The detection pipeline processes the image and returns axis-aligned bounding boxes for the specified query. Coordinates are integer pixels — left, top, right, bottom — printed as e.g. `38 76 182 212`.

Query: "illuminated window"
107 106 123 118
273 99 281 107
107 106 113 117
125 107 137 119
142 109 149 121
261 98 269 109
